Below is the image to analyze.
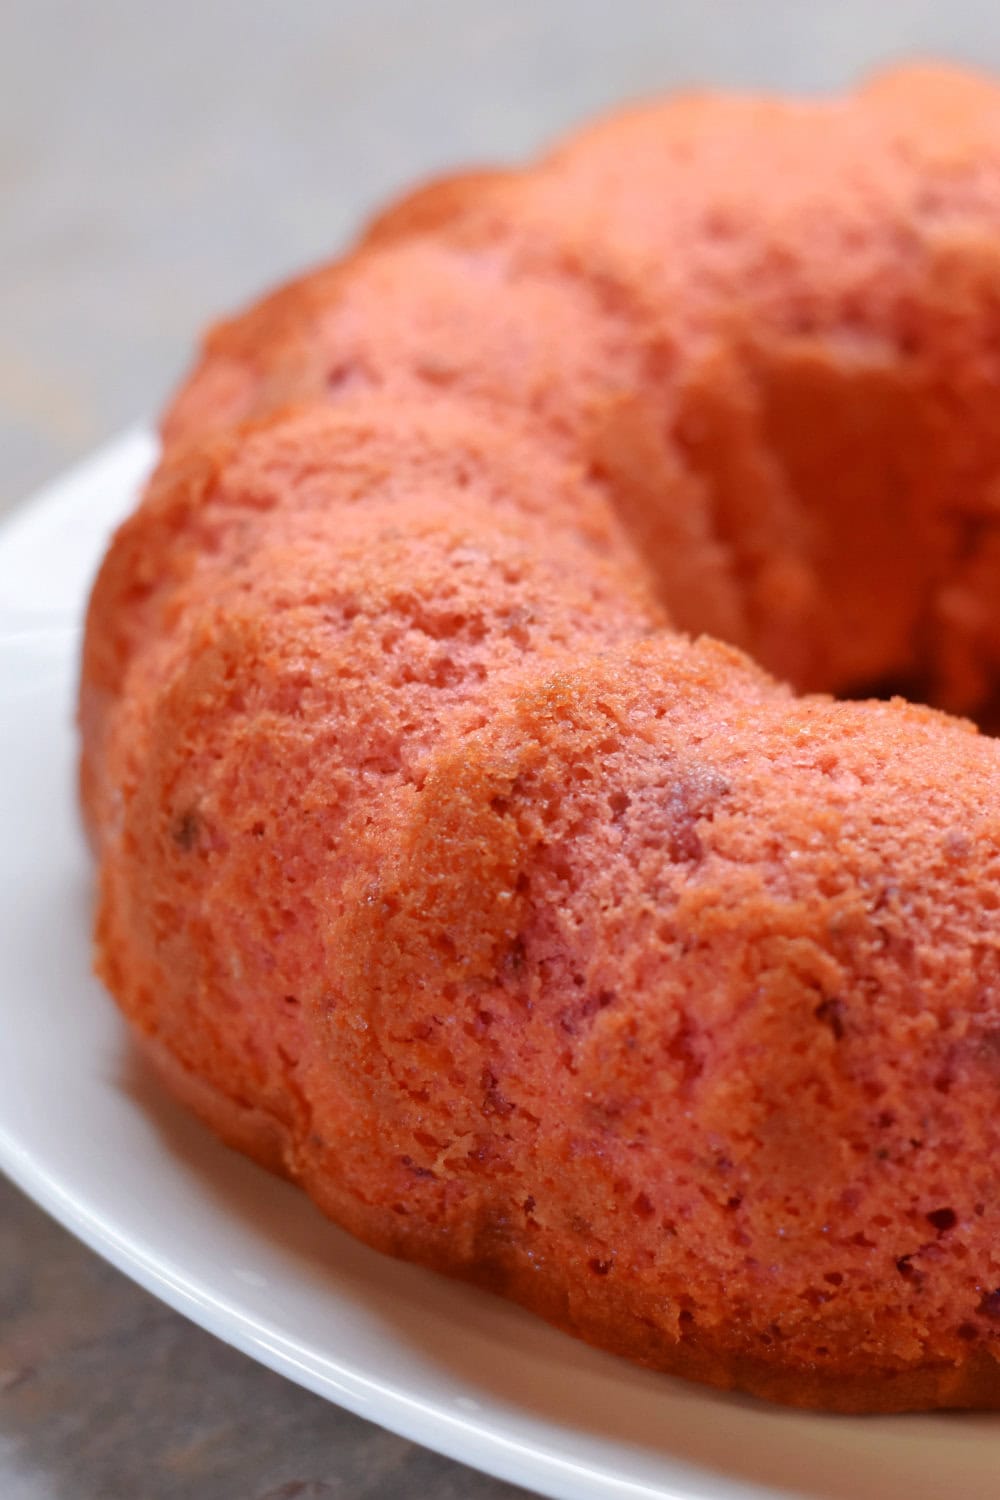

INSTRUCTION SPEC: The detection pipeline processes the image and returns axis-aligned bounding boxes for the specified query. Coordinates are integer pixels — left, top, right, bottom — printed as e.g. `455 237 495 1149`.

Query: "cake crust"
83 65 1000 1411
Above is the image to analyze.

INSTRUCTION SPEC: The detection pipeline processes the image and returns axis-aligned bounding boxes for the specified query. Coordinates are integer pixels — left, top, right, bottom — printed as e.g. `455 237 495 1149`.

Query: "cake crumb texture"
82 64 1000 1410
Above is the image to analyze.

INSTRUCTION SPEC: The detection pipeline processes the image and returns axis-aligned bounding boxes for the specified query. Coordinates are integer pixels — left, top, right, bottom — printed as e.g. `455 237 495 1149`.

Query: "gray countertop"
5 3 1000 1495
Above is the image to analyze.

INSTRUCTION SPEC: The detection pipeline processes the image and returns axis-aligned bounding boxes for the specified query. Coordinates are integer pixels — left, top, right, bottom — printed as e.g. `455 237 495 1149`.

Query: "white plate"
0 432 997 1500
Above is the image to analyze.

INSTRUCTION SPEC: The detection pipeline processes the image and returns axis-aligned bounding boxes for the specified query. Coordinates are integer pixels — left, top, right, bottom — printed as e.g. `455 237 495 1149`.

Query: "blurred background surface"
8 0 1000 505
3 2 1000 1496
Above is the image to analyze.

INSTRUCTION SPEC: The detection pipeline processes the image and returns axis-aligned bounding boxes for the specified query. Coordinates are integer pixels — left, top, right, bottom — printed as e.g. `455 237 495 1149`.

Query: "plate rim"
0 1112 694 1500
5 431 998 1500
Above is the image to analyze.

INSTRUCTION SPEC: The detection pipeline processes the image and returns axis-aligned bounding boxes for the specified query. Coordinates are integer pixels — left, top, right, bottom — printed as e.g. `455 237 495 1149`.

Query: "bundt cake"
81 64 1000 1412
